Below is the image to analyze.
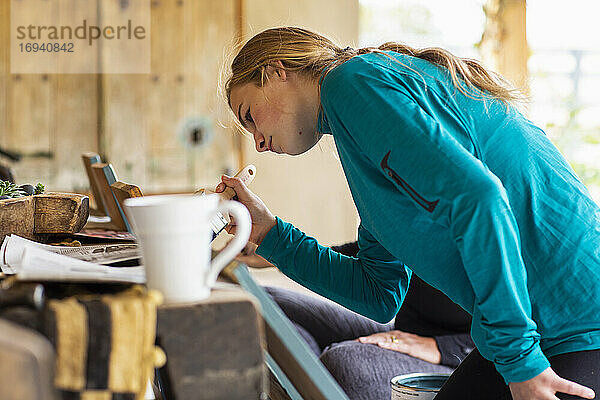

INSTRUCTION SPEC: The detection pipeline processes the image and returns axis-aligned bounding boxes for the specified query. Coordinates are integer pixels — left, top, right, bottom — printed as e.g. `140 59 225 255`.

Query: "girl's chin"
289 141 317 156
274 133 322 156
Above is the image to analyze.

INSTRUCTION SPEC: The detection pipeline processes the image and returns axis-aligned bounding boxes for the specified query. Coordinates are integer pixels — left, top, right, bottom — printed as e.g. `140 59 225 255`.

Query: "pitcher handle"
207 200 251 286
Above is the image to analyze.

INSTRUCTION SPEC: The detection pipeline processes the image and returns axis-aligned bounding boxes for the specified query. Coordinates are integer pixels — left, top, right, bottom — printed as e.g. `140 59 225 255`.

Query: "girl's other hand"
357 330 442 365
235 242 274 268
216 175 276 245
509 367 595 400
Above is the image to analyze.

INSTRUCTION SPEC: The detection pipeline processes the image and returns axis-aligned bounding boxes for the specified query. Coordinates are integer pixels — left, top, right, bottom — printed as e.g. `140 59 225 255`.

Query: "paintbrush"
195 165 256 241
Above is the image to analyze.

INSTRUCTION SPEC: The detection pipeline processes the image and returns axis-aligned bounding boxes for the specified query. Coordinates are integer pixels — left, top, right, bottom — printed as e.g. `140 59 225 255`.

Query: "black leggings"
435 348 600 400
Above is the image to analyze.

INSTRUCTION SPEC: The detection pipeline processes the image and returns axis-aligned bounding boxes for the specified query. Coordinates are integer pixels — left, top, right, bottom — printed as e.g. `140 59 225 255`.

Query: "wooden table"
156 285 266 399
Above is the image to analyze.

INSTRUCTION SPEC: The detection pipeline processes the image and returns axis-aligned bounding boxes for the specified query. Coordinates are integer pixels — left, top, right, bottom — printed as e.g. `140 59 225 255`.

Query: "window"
528 0 600 201
359 0 486 57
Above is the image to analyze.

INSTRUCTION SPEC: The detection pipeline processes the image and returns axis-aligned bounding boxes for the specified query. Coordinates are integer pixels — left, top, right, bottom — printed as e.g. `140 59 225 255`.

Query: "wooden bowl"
0 193 89 243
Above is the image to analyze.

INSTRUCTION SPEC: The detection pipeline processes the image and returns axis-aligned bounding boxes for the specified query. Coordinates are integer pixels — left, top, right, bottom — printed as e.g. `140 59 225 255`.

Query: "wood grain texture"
0 0 9 151
101 0 236 193
52 74 99 191
81 153 106 216
7 74 53 185
3 0 237 194
0 193 89 243
100 0 150 188
267 365 294 400
1 0 99 190
0 196 36 241
110 181 143 216
109 181 142 234
51 1 100 191
1 1 99 190
100 164 132 233
88 163 127 231
34 193 89 234
183 0 237 189
157 287 266 400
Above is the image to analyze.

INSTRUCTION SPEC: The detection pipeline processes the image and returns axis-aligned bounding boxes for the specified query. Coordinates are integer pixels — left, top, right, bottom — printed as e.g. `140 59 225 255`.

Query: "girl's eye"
245 108 254 124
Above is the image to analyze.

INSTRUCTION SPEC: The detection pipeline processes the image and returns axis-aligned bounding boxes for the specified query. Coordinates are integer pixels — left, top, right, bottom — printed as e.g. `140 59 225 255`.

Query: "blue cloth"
256 51 600 384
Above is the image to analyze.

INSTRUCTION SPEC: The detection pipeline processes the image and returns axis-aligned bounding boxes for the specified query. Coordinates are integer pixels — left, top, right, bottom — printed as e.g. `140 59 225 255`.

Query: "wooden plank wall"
2 0 54 186
101 0 236 193
2 0 236 194
53 1 100 190
0 0 12 161
0 0 98 191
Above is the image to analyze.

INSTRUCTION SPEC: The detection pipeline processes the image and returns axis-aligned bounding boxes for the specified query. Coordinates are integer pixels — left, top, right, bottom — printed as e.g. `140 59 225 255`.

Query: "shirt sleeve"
320 58 549 383
256 217 411 324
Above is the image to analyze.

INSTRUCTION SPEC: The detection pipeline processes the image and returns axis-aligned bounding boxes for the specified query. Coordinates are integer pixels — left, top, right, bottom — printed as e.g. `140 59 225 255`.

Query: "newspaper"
0 235 144 283
1 235 140 265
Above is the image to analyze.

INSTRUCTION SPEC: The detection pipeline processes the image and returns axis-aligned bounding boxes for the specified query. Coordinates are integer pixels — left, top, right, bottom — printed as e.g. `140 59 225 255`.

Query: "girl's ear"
265 60 287 82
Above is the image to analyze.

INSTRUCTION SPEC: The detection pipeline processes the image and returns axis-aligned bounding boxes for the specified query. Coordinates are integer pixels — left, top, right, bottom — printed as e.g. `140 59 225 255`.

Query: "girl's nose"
254 132 268 152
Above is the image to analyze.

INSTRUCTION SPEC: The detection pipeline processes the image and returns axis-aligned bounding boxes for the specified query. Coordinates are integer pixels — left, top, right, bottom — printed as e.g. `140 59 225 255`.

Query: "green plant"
0 180 26 198
34 182 45 195
0 181 46 199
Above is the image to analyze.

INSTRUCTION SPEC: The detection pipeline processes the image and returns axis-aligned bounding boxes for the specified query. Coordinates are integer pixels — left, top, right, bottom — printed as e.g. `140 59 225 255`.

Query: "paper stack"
0 235 145 283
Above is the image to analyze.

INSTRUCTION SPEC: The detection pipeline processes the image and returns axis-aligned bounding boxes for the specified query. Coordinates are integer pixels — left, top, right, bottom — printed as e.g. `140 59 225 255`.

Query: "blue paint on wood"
234 265 350 400
264 352 303 400
101 165 133 233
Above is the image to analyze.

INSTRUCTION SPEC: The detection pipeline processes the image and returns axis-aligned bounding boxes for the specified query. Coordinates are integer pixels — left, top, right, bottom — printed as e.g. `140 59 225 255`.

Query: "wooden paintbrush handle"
195 165 257 199
219 165 256 200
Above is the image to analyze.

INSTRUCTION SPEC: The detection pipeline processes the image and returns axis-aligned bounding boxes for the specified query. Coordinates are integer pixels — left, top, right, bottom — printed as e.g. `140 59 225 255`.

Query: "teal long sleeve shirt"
255 52 600 384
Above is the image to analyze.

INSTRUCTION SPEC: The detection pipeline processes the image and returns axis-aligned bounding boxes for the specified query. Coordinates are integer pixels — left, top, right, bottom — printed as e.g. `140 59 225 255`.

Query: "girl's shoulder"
321 51 448 99
324 51 439 82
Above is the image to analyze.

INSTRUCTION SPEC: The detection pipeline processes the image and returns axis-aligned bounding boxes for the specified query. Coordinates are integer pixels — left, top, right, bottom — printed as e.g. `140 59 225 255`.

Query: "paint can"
390 373 451 400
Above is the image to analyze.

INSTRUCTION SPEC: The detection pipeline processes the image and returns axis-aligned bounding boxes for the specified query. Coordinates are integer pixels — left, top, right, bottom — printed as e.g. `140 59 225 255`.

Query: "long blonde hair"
225 26 524 113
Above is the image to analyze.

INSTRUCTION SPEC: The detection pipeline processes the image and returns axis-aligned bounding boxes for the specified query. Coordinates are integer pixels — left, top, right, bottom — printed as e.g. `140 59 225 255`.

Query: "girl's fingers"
221 175 253 201
377 341 408 353
358 336 379 343
358 333 397 344
555 378 595 399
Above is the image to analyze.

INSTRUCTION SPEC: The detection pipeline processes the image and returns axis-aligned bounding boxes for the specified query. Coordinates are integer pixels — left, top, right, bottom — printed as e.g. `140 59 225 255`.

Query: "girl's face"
229 65 323 156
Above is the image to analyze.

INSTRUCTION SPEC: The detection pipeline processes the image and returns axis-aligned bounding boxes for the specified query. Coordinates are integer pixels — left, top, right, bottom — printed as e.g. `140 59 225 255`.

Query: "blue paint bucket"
391 373 451 400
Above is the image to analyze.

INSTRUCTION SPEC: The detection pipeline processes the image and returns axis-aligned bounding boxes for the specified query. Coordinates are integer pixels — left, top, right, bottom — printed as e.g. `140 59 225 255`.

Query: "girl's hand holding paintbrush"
215 175 276 246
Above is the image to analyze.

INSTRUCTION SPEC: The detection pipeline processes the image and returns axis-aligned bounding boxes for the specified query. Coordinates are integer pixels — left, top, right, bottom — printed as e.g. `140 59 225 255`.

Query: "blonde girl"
218 27 600 400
